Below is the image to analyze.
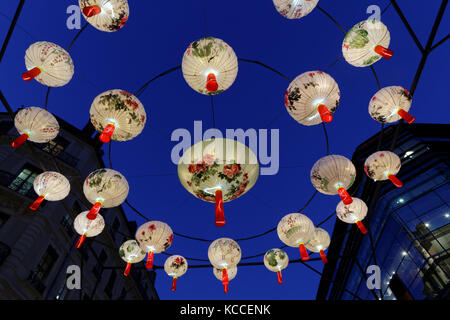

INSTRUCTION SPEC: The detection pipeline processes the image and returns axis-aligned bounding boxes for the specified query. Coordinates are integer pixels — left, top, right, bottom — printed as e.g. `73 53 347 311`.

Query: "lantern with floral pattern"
285 71 340 125
135 221 173 270
119 240 146 276
182 37 238 95
369 86 415 124
272 0 319 19
264 248 289 284
89 89 146 143
310 155 356 204
30 171 70 211
208 238 241 292
277 213 315 261
164 255 188 291
306 227 330 264
79 0 129 32
213 266 237 293
74 211 105 248
336 197 368 234
178 138 259 227
23 42 74 86
342 19 392 67
364 151 403 187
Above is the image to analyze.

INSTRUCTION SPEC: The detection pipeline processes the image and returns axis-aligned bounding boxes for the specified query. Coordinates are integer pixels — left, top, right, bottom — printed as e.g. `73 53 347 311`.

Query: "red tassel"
123 262 132 276
83 5 101 17
356 220 368 234
76 234 87 248
388 174 403 188
12 133 30 148
320 250 328 264
299 243 310 261
22 67 41 81
224 283 229 293
222 268 229 293
317 104 333 123
338 187 353 205
171 277 177 291
206 73 219 92
215 190 225 227
146 251 154 270
277 271 283 284
374 45 394 59
86 201 102 220
397 109 415 124
99 123 115 143
29 195 45 211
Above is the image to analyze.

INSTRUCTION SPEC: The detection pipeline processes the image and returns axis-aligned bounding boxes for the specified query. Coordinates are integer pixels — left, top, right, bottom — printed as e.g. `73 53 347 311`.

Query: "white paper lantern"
364 151 403 187
74 211 105 248
369 86 415 124
336 197 368 234
119 240 146 276
213 266 237 293
135 221 173 270
264 248 289 284
277 213 315 260
306 228 330 264
79 0 129 32
208 238 241 292
30 171 70 211
272 0 319 19
164 255 188 291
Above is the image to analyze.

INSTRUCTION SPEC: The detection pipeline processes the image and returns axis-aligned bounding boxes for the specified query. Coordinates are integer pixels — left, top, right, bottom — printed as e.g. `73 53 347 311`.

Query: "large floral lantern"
342 19 392 67
208 238 241 292
79 0 129 32
213 266 237 293
182 37 238 95
310 155 356 204
285 71 340 125
12 107 59 148
272 0 319 19
369 86 415 124
30 172 70 211
277 213 314 261
336 197 368 234
364 151 403 187
23 42 74 86
178 138 259 227
119 240 146 276
74 211 105 248
306 228 330 264
83 168 129 220
89 89 146 143
164 255 188 291
264 248 289 284
135 221 173 270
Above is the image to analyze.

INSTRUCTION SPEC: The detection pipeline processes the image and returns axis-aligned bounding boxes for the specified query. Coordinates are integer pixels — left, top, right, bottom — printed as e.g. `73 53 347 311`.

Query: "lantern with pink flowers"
164 255 188 291
310 155 356 205
74 211 105 248
135 221 173 270
208 238 241 293
336 197 368 234
272 0 319 19
119 240 146 276
364 151 403 187
213 266 237 293
285 71 340 125
264 248 289 284
30 171 70 211
369 86 415 124
277 213 315 261
79 0 129 32
306 227 330 264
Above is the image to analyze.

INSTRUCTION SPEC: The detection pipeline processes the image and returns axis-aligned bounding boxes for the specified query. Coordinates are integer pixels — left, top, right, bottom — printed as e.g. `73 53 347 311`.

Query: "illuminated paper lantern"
272 0 319 19
213 266 237 293
164 255 188 291
12 107 59 148
74 211 105 248
178 138 259 227
79 0 129 32
277 213 314 261
182 37 238 95
369 86 415 124
285 71 340 125
119 240 146 276
306 228 330 264
29 171 70 211
310 155 356 204
23 41 74 86
364 151 403 187
208 238 241 292
263 248 289 284
89 89 146 143
83 168 129 220
336 197 368 234
342 19 392 67
135 221 173 270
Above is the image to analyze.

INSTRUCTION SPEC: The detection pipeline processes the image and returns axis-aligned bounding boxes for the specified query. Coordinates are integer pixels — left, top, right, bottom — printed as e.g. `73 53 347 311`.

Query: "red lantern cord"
397 109 415 124
12 133 30 148
215 190 225 227
123 262 132 276
277 271 283 284
22 67 41 81
337 187 353 205
356 220 368 234
388 174 403 188
222 268 229 293
76 234 87 248
83 5 101 17
99 123 115 143
298 243 310 261
206 73 219 92
319 250 328 264
374 45 394 59
171 277 178 291
29 195 45 211
86 201 102 220
146 251 154 270
317 104 333 123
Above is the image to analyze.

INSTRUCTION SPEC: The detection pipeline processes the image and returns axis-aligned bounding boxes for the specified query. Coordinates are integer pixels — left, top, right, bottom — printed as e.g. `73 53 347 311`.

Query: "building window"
8 164 42 196
104 271 117 299
28 245 59 294
41 136 70 156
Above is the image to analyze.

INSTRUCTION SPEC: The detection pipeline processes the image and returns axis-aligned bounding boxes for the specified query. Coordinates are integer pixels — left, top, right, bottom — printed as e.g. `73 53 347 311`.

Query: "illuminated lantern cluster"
336 197 368 234
364 151 403 187
277 213 314 261
79 0 129 32
369 86 415 124
306 227 330 264
89 89 146 143
30 171 70 211
135 221 173 270
23 42 74 86
285 71 340 125
208 238 241 293
182 37 238 95
164 255 188 291
342 19 392 67
264 248 289 284
119 240 146 276
178 138 259 227
74 211 105 248
310 155 356 205
272 0 319 19
83 168 129 220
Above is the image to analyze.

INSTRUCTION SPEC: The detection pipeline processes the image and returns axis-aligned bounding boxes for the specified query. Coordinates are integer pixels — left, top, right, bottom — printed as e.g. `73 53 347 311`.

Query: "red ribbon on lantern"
22 67 42 81
99 123 115 143
12 133 30 148
397 109 415 124
123 262 132 276
222 268 229 293
146 251 154 270
356 220 368 234
277 271 283 284
29 195 45 211
87 201 102 220
374 45 394 59
206 73 219 92
318 104 333 123
319 250 328 264
215 190 225 227
298 243 310 261
171 277 178 291
76 234 87 249
338 187 353 205
83 5 101 17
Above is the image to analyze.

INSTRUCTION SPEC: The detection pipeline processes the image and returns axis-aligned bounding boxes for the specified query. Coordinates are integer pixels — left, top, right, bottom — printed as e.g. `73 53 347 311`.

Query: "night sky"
0 0 449 300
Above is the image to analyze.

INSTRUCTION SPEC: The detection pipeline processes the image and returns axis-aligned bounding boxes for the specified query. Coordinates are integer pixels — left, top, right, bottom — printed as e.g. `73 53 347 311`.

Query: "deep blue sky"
0 0 449 300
